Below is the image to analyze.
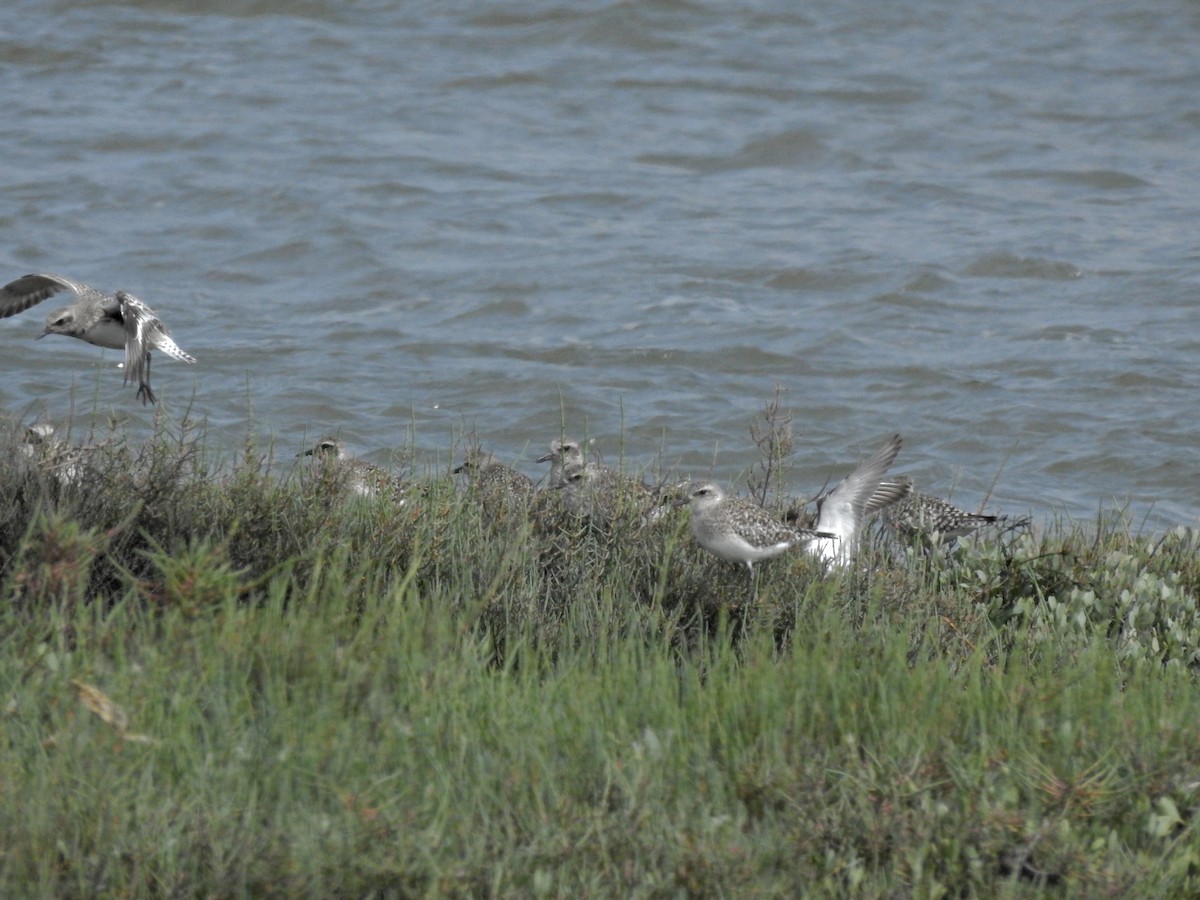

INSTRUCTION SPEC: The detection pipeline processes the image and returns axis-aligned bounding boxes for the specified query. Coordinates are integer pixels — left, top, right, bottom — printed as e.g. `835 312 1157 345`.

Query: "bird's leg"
746 562 759 604
136 351 156 405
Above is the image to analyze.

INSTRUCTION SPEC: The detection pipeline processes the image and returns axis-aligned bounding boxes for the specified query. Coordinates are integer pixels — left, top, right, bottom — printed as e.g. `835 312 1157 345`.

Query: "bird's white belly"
701 531 792 564
79 318 127 351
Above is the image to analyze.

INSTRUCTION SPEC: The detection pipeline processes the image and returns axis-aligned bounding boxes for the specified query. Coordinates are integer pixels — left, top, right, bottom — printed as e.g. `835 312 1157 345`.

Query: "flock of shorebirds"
2 272 1015 586
308 431 1016 583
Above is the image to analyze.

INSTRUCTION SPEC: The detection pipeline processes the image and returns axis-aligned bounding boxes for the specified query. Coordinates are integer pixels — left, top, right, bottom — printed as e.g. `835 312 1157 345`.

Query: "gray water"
2 0 1199 529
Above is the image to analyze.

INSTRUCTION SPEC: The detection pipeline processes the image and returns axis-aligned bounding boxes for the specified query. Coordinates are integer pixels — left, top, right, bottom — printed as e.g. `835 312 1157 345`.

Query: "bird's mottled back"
455 449 535 520
302 437 409 502
885 493 1003 544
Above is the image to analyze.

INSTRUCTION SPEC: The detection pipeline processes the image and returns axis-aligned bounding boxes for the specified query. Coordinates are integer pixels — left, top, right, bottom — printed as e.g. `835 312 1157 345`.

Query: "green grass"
2 415 1200 897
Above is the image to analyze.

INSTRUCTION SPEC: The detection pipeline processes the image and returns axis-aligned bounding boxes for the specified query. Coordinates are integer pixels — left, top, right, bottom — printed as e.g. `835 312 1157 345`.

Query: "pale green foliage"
1 417 1199 895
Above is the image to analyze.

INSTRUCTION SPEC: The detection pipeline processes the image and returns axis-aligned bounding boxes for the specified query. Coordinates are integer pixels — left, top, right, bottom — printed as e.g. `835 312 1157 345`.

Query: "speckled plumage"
535 437 586 487
0 273 195 404
454 449 535 517
681 481 833 576
554 460 659 525
885 492 1003 543
303 437 410 502
19 422 95 487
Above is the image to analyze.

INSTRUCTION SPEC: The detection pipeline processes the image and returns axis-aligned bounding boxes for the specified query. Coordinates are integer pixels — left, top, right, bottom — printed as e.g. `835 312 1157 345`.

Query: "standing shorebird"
884 491 1005 546
678 481 834 598
805 434 906 567
18 422 95 487
535 436 587 487
301 437 409 502
0 273 196 405
454 449 536 519
554 460 661 527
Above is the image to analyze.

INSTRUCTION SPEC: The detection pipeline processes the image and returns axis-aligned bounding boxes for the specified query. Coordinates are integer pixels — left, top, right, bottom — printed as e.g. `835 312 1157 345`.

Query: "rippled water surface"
2 0 1199 528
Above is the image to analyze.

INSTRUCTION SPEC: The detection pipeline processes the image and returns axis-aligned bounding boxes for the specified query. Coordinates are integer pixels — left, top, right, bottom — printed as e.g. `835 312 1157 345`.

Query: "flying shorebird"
0 273 196 405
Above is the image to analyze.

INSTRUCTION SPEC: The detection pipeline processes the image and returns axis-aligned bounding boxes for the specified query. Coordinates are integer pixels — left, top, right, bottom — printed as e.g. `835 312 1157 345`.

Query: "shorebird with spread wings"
0 273 196 405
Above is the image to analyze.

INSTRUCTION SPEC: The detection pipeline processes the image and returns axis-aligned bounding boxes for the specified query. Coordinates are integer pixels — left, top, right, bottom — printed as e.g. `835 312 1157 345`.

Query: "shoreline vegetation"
2 405 1199 897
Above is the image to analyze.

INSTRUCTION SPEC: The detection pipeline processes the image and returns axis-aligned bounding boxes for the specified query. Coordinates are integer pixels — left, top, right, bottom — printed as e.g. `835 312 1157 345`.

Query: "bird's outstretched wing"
816 434 903 542
0 273 100 319
116 291 197 405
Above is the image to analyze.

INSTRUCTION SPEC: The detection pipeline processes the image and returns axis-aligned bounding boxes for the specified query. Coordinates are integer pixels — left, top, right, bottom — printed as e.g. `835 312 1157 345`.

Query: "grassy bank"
2 415 1199 897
